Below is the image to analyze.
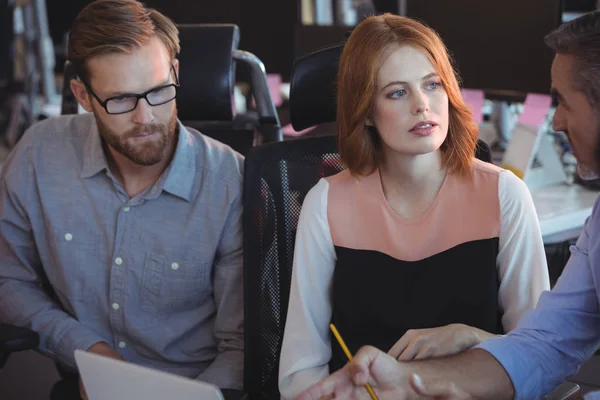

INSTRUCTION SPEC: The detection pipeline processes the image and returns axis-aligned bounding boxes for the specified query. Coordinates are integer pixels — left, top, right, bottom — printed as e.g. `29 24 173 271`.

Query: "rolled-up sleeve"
0 144 104 369
195 181 244 389
477 207 600 400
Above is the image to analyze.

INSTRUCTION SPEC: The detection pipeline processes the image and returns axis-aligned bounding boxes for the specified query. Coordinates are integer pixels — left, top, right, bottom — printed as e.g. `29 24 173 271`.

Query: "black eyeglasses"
83 66 179 115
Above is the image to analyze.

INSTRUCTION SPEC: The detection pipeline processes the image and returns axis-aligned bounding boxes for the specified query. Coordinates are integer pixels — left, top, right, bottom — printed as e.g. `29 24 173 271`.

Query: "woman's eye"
390 89 406 98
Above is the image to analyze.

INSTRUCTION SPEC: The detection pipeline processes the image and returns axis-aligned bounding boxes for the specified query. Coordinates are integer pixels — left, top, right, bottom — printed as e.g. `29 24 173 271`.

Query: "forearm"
471 326 500 346
409 349 514 400
208 259 244 390
0 280 105 368
196 348 244 390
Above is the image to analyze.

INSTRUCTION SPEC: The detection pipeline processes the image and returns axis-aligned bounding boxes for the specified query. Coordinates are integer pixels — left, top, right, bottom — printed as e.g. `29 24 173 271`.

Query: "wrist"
468 326 496 346
86 341 109 352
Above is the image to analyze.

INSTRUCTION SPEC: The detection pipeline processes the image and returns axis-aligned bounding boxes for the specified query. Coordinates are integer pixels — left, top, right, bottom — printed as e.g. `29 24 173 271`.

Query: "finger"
413 344 436 360
80 387 88 400
388 331 415 359
347 345 386 385
397 338 422 361
410 374 470 399
297 367 354 400
79 378 88 400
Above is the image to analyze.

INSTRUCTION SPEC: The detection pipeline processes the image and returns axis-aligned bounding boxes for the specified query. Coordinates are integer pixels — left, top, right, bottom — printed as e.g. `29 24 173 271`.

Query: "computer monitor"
405 0 563 99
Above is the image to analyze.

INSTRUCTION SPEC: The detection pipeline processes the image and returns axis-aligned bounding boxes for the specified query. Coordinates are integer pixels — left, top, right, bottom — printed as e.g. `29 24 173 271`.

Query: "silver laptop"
74 350 224 400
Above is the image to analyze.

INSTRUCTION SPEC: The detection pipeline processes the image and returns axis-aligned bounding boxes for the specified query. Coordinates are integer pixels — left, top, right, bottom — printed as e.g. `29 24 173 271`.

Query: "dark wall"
47 0 300 80
563 0 597 10
405 0 562 96
238 0 298 81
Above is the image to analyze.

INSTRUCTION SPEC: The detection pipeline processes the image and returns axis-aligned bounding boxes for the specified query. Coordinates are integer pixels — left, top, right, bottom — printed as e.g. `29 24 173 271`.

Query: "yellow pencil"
329 323 379 400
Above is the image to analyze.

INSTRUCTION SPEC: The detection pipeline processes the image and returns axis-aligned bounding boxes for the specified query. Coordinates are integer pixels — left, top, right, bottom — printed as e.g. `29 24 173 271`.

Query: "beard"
567 120 600 181
94 109 178 166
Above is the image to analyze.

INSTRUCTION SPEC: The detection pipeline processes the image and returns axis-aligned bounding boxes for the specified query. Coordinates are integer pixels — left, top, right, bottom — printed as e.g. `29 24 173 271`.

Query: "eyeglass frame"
80 65 180 115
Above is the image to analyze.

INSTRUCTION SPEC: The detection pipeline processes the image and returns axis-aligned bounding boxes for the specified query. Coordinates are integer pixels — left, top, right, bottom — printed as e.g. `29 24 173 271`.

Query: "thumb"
410 373 468 398
346 346 381 386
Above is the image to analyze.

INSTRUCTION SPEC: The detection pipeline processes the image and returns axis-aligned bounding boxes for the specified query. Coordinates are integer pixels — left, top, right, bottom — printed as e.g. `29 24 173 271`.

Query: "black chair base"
50 377 81 400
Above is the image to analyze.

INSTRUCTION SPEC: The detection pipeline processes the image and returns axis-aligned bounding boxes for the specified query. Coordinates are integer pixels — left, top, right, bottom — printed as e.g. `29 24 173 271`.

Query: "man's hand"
388 324 495 361
79 342 123 400
409 373 473 399
297 345 416 400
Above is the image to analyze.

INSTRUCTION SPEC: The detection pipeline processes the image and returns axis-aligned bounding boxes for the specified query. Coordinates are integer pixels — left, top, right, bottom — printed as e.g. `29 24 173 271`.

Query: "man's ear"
172 59 179 82
70 79 93 113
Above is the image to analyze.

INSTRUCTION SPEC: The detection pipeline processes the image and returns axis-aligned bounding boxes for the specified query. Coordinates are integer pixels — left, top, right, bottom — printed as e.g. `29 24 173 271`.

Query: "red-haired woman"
279 13 550 399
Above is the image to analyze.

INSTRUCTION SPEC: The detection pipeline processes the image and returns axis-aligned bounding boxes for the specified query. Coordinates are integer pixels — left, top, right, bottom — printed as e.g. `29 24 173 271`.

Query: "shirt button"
118 341 126 349
112 303 120 310
123 206 130 212
171 262 179 270
115 257 123 265
64 233 73 241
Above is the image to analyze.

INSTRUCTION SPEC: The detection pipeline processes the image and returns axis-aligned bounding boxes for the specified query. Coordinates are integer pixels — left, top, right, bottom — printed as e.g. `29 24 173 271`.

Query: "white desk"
532 183 599 244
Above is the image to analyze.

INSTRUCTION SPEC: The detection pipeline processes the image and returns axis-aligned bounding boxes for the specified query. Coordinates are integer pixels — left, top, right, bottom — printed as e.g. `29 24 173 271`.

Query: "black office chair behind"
61 24 282 156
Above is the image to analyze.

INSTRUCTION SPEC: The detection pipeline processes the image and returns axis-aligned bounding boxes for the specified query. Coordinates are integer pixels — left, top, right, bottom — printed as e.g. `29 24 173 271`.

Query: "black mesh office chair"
242 44 585 400
243 135 344 400
61 24 282 155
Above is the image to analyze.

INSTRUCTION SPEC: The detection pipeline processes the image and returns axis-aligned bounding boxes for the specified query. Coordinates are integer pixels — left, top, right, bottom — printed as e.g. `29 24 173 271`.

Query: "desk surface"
532 183 599 243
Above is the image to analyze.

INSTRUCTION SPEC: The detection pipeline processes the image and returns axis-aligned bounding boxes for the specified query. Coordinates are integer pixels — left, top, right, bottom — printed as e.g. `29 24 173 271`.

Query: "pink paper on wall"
267 74 283 107
251 73 283 109
518 93 552 127
281 123 317 137
460 88 485 124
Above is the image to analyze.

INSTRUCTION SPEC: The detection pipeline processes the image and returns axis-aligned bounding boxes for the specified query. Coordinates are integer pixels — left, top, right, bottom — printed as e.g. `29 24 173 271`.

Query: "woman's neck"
378 149 447 220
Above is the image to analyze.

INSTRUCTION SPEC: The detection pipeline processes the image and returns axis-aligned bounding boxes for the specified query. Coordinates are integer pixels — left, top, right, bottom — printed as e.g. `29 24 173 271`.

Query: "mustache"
123 123 168 140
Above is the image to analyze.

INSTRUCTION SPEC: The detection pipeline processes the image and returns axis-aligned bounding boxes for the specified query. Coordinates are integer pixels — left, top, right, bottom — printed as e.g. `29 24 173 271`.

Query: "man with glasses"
0 1 244 398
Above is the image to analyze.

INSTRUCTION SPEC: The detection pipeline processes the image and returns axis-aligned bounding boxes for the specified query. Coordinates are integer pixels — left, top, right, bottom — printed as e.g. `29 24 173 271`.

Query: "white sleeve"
497 170 551 332
278 178 336 400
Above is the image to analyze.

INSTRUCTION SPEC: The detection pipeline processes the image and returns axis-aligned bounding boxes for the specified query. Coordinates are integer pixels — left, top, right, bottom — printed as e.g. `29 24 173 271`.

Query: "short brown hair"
544 10 600 107
337 14 478 177
67 0 180 82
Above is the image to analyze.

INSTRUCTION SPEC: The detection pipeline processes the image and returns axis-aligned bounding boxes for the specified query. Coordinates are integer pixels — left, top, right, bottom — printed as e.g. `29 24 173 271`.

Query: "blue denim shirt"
0 113 244 389
478 196 600 399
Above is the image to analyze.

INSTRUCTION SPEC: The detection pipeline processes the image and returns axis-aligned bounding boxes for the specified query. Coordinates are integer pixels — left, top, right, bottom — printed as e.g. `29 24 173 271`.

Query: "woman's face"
368 45 449 157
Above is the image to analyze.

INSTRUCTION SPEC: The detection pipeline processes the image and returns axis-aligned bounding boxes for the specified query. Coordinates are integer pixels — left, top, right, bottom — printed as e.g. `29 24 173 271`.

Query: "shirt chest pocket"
140 252 212 315
48 222 108 302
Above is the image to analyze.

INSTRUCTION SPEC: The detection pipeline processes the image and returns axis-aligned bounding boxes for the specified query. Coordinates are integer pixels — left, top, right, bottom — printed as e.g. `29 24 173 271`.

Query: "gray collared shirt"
0 113 244 389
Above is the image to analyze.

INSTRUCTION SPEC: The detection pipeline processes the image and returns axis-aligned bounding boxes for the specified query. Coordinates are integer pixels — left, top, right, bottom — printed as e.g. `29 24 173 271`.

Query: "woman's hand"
388 324 496 361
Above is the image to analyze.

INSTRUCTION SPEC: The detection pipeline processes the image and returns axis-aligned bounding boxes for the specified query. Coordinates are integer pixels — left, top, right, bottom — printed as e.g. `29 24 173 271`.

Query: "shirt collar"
161 121 196 202
81 119 196 202
80 118 109 179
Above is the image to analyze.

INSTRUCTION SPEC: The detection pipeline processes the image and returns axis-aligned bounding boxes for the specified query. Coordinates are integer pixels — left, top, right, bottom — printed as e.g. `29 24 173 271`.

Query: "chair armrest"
0 323 40 368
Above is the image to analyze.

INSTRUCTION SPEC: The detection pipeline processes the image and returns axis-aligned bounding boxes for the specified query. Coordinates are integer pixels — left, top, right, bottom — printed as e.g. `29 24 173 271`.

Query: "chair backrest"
176 23 256 155
177 23 237 123
243 135 344 400
243 44 493 399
